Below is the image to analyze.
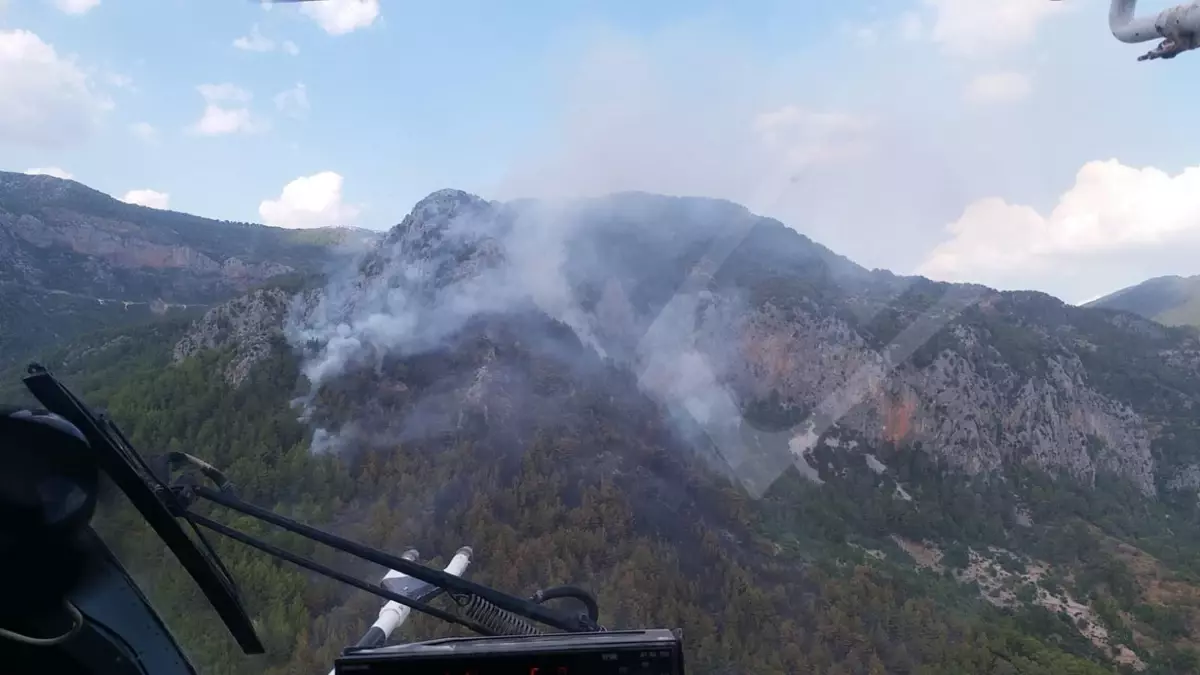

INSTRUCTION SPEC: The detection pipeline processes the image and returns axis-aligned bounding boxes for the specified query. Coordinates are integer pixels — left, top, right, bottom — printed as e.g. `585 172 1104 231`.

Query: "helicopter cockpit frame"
0 364 684 675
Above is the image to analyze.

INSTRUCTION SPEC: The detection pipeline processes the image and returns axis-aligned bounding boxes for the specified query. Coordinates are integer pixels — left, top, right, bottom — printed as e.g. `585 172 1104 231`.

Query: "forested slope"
1 307 1178 675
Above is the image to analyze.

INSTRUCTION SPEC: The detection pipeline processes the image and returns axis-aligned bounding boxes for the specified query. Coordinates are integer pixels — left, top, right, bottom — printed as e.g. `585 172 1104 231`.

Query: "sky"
2 0 1200 304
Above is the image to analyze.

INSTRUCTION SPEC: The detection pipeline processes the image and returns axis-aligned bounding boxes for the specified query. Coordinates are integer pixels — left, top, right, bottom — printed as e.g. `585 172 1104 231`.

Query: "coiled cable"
458 595 545 636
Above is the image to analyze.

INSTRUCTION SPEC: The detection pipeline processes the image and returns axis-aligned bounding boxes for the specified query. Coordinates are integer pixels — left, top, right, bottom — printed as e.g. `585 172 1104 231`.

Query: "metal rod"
192 485 592 633
185 512 496 636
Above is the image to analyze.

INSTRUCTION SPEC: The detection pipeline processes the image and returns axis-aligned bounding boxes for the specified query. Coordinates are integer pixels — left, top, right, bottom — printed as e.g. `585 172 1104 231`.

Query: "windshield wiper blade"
21 364 265 655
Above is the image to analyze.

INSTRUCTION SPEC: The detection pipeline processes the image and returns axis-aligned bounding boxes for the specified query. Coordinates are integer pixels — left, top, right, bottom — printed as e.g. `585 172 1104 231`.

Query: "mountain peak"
0 170 106 207
407 188 492 222
1087 275 1200 328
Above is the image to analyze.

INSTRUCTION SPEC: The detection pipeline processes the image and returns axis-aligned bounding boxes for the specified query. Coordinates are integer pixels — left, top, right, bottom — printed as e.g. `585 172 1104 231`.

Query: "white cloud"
233 25 274 52
24 166 72 179
188 83 265 136
105 71 134 91
849 24 879 47
51 0 99 15
192 107 257 135
196 83 251 104
233 24 299 55
129 121 157 143
964 71 1032 105
846 12 925 48
121 189 170 209
899 12 924 41
918 159 1200 301
259 171 360 228
496 6 1174 292
496 24 883 211
299 0 380 36
274 82 309 119
921 0 1067 56
0 29 111 147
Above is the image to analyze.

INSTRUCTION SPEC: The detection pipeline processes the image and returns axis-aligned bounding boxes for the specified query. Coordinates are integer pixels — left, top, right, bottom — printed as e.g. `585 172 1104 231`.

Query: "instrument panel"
334 629 684 675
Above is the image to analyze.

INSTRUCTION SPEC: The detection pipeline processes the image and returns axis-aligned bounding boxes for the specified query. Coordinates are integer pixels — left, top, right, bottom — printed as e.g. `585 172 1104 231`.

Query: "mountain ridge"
1088 275 1200 329
169 186 1200 502
11 182 1200 672
0 170 376 363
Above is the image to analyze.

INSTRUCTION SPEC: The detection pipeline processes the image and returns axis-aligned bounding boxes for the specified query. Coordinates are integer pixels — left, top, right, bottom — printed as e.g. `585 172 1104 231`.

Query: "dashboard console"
335 629 684 675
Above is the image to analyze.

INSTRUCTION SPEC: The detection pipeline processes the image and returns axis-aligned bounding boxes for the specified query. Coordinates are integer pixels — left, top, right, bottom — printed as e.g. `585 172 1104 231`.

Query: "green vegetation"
17 317 1169 675
756 435 1200 668
0 288 196 369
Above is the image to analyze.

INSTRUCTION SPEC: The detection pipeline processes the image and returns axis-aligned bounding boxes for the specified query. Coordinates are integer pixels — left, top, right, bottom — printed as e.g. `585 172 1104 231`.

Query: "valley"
0 170 370 364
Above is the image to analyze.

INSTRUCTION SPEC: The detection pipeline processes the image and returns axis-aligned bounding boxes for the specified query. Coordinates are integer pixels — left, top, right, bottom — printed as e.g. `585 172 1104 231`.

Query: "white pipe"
367 548 421 641
325 546 474 675
1109 0 1200 44
370 547 472 641
1110 0 1160 43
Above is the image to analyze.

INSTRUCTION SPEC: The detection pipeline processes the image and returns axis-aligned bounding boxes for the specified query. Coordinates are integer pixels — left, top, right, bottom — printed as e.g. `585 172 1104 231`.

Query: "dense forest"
8 308 1200 675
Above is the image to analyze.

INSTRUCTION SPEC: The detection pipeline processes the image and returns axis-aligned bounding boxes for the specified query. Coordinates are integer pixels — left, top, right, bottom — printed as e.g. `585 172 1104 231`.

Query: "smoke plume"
283 183 778 478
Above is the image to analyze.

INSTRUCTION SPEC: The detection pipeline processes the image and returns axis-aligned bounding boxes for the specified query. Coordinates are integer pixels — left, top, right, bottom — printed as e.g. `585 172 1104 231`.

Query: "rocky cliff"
169 188 1200 506
172 287 295 387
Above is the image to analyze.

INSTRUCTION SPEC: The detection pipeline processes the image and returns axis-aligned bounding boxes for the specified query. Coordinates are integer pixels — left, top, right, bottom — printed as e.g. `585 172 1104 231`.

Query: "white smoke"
636 290 751 469
309 427 341 455
289 200 502 393
285 183 776 468
284 192 606 416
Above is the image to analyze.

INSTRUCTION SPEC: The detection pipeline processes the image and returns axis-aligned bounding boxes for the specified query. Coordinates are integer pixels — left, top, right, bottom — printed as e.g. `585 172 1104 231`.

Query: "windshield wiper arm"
182 484 600 635
21 364 265 655
24 363 603 658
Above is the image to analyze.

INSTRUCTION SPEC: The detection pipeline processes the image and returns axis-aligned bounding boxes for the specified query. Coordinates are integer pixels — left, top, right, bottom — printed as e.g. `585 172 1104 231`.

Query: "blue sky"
3 0 1200 303
1 0 843 221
